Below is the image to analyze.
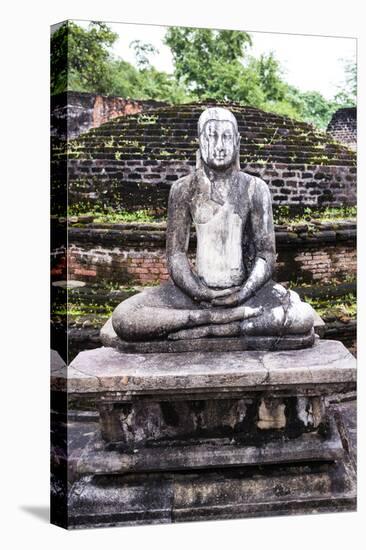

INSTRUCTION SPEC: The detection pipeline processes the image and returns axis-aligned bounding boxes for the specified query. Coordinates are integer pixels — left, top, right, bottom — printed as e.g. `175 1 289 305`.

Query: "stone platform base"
68 455 356 528
52 339 356 529
77 414 343 474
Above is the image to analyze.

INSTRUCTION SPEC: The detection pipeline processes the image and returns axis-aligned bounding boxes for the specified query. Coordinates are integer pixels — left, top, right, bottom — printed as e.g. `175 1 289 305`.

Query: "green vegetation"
288 274 356 290
51 21 118 95
273 206 357 226
53 302 115 318
67 207 161 223
51 22 356 130
51 22 188 103
304 293 356 320
66 205 356 226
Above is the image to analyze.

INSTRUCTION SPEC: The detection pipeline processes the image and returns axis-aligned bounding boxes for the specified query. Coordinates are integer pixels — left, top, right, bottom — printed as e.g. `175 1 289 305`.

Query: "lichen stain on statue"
101 107 315 351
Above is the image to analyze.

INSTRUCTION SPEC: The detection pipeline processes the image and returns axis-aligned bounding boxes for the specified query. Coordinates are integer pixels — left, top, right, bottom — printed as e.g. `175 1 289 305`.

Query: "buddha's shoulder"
169 173 195 198
238 171 269 197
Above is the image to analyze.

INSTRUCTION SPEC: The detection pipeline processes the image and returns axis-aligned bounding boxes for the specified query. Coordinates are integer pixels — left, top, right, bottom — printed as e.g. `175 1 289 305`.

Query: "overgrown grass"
92 210 158 223
288 274 356 289
273 206 356 226
66 205 356 225
304 292 357 319
68 207 160 223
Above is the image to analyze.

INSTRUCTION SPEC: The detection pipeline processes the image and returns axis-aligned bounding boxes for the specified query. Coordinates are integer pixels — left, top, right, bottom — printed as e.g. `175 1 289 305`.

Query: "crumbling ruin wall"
51 91 167 140
65 221 356 286
327 107 356 150
55 102 356 212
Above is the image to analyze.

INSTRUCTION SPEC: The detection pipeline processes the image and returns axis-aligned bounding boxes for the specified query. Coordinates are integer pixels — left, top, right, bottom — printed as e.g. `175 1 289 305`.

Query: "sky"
77 20 356 100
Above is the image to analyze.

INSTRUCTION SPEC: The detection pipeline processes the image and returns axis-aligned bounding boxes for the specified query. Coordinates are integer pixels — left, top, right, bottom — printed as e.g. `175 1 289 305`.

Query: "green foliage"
256 52 288 102
129 40 158 68
67 207 160 223
304 293 356 320
67 205 356 226
51 21 118 94
52 21 356 130
280 88 341 130
107 61 179 102
164 27 257 101
274 205 356 226
164 27 355 129
334 58 356 106
51 22 189 103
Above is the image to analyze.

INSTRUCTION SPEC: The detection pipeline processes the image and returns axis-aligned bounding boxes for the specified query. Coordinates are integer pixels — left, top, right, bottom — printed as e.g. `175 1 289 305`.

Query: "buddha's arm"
240 178 276 300
166 178 220 302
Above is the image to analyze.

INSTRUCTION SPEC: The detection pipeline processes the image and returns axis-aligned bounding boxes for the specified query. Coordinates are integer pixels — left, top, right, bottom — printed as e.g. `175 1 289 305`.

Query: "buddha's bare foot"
188 305 262 327
168 322 241 340
209 305 263 324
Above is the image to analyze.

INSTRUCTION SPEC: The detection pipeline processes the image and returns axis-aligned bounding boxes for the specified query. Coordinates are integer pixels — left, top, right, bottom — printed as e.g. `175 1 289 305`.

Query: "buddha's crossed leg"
168 282 314 340
112 279 314 342
112 280 262 342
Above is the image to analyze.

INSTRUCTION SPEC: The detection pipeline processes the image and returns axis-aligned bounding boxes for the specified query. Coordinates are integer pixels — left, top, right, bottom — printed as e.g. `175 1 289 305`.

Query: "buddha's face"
199 119 239 170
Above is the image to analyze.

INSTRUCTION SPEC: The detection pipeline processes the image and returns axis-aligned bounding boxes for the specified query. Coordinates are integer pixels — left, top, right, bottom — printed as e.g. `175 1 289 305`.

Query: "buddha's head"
198 107 240 170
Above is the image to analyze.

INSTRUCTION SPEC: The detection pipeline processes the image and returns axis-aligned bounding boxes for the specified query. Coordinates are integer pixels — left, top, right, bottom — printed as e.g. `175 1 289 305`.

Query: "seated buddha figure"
108 107 315 348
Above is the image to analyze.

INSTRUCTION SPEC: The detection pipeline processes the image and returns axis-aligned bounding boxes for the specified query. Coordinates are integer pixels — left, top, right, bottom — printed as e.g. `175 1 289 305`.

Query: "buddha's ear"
235 134 241 170
196 149 203 169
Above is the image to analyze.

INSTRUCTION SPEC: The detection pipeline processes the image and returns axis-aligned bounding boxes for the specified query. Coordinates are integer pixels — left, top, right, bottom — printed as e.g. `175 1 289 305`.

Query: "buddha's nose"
217 135 225 149
215 138 225 155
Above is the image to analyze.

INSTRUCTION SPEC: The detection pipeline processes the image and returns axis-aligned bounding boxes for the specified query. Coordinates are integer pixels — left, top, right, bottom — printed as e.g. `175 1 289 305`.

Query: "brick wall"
327 107 356 150
51 91 167 140
57 102 356 212
66 159 356 211
67 221 356 286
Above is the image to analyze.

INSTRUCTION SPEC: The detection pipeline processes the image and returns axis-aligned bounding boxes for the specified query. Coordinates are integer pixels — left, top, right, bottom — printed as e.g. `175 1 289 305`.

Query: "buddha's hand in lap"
209 305 263 325
210 286 253 308
197 286 241 307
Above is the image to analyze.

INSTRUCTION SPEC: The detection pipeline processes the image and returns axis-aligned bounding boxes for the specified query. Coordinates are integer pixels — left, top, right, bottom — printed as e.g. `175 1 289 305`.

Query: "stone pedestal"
51 339 356 528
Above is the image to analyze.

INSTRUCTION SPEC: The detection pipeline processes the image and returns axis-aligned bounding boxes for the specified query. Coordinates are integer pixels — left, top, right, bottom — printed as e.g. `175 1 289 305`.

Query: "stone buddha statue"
102 107 315 351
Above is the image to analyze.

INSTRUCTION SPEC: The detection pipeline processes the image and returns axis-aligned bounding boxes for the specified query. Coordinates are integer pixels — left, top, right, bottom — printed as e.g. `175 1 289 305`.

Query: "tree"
164 27 253 99
51 21 118 94
164 27 359 129
255 52 287 102
51 21 356 131
51 22 189 103
129 40 159 69
334 58 356 106
294 90 340 129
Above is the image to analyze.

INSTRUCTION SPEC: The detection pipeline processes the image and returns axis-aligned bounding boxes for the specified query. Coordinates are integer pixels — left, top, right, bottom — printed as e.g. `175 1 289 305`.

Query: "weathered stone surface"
327 107 357 150
51 91 166 140
53 339 356 396
64 338 354 476
64 399 356 528
101 310 322 353
68 455 356 528
75 414 343 474
51 349 66 371
51 349 67 391
64 394 356 528
67 222 356 289
64 101 356 214
98 394 327 444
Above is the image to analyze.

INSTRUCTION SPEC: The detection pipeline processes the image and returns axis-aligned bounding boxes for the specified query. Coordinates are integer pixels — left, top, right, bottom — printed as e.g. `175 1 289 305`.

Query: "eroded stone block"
257 397 286 430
